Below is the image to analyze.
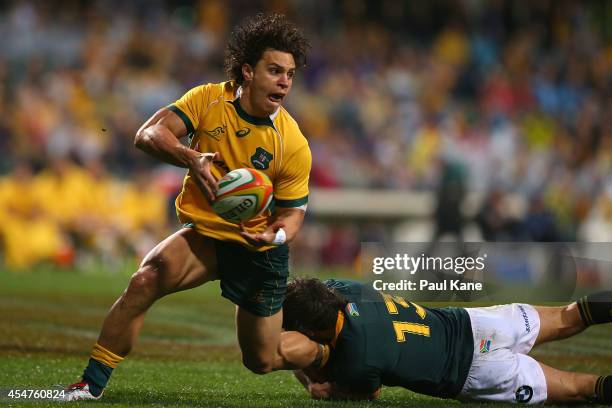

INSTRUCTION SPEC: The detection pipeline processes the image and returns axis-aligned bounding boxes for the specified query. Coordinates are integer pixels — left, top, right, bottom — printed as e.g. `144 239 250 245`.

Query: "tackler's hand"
308 382 332 400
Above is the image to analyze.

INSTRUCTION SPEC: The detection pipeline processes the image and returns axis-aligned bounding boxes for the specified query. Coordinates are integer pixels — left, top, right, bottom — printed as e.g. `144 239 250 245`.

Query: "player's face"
242 49 296 117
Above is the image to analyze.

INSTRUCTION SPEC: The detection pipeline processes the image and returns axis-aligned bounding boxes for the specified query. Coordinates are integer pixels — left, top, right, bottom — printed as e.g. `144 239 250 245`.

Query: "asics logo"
235 128 251 137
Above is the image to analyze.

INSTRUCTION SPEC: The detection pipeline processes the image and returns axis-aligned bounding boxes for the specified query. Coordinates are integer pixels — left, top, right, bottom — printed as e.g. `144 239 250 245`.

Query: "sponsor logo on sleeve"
346 303 360 317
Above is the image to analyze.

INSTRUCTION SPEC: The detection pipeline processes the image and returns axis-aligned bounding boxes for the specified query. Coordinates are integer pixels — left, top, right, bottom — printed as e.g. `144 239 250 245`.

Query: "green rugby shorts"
214 240 289 317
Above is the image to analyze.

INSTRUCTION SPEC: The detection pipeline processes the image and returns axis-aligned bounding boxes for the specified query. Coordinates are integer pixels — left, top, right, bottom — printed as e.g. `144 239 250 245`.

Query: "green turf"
0 269 610 407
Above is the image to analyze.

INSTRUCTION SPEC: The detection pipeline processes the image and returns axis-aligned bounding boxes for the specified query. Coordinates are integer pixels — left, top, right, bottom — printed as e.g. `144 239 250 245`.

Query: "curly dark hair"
224 13 310 85
283 278 348 335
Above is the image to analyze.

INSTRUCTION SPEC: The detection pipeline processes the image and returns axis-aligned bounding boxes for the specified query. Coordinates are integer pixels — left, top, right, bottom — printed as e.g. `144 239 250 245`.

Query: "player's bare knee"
242 355 274 375
127 262 163 299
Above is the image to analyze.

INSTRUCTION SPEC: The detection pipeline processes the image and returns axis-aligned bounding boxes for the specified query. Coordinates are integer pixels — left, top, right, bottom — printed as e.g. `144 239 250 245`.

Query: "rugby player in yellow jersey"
60 13 324 401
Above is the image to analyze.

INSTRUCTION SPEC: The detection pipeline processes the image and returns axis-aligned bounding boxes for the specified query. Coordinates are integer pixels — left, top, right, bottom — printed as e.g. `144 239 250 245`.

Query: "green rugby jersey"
324 279 473 398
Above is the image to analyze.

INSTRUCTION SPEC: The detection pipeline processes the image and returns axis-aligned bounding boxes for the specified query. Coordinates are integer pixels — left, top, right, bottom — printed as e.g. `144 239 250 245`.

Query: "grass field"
1 267 610 407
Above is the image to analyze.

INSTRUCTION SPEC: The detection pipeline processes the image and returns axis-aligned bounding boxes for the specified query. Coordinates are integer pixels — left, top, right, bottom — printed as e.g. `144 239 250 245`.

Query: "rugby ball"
212 168 273 223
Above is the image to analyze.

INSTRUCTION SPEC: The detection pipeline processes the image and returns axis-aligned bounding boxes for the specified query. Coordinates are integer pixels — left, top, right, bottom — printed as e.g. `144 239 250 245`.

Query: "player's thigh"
539 362 598 403
215 242 290 364
139 227 218 295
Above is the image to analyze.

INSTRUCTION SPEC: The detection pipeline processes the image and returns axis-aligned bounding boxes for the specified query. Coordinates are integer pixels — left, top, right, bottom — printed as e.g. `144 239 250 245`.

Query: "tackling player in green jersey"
283 278 612 405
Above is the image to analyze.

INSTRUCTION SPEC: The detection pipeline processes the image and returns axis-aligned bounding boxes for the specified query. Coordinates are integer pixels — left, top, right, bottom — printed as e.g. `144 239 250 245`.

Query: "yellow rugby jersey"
169 81 311 250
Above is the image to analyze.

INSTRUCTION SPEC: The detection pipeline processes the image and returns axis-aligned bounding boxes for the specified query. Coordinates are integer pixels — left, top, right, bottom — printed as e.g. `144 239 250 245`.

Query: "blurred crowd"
1 0 611 270
0 158 170 268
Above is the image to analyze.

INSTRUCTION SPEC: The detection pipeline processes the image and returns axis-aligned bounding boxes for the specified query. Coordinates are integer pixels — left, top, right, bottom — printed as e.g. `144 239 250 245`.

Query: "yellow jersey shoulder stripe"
167 104 195 135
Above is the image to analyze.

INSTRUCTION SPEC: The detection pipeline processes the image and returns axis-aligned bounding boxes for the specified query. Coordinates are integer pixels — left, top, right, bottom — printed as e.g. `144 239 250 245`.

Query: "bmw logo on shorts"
515 385 533 403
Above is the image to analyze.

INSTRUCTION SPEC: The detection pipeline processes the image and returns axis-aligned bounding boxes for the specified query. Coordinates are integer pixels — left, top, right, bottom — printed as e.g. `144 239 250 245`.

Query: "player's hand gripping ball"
212 168 273 223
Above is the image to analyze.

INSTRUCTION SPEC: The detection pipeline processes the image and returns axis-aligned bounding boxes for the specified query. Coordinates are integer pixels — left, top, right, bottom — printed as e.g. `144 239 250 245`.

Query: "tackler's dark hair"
283 278 347 334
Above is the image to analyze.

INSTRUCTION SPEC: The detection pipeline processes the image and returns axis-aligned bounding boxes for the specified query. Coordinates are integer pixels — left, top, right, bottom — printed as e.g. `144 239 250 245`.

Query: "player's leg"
459 350 611 404
215 241 317 373
534 290 612 346
459 305 548 404
461 302 612 404
64 228 218 400
533 303 585 345
236 308 283 373
540 362 611 404
97 228 217 355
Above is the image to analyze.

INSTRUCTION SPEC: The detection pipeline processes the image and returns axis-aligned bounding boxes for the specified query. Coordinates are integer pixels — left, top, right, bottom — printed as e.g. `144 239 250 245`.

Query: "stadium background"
1 0 611 271
1 0 612 273
0 1 611 406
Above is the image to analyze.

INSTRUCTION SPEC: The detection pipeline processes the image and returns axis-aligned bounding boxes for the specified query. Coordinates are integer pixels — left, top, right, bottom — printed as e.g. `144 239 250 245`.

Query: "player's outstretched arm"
267 207 305 243
135 107 197 167
292 369 333 400
272 331 323 370
134 107 218 200
293 370 313 389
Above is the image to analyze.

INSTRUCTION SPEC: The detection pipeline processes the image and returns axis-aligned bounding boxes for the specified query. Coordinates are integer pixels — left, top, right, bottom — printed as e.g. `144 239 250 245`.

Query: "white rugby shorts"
457 304 547 404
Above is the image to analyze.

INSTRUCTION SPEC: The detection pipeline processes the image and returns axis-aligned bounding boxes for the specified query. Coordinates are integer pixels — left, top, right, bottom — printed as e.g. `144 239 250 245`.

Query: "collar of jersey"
230 98 276 128
331 310 345 348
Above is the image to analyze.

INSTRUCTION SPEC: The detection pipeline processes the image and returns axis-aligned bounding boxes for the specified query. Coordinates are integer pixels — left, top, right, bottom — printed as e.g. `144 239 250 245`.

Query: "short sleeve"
168 84 211 135
275 144 311 208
